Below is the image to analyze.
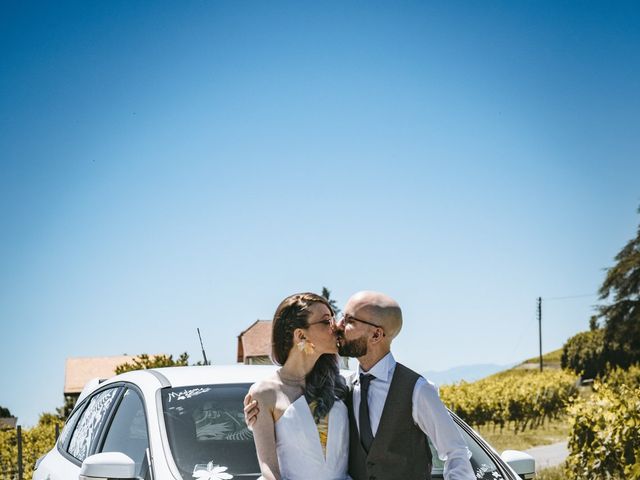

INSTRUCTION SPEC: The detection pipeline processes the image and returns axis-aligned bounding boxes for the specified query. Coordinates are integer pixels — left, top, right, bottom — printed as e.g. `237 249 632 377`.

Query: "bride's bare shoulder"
248 372 283 404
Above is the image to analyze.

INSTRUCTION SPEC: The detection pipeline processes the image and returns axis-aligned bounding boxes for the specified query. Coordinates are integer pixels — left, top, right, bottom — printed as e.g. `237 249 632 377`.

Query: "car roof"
146 364 280 388
84 364 355 399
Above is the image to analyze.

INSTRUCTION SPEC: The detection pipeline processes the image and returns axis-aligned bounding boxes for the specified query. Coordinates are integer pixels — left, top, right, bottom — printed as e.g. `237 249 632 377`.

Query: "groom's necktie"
359 373 375 452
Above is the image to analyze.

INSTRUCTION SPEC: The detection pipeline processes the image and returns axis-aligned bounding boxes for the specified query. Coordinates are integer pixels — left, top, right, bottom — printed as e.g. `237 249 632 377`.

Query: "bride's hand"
243 392 260 429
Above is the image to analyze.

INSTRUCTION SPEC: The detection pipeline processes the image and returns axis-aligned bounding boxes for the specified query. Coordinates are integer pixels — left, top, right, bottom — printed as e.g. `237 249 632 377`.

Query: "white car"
34 365 535 480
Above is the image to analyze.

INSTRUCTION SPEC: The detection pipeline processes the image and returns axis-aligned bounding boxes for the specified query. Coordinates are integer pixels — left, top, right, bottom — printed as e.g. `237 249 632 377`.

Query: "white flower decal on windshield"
192 461 233 480
475 464 503 479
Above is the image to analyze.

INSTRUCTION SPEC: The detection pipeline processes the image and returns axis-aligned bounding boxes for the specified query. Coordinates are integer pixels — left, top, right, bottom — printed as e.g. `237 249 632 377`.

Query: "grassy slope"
535 465 566 480
520 348 563 367
475 418 570 452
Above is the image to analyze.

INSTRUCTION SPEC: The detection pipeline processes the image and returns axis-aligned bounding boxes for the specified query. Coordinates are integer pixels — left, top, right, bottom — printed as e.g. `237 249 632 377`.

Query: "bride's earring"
297 338 316 355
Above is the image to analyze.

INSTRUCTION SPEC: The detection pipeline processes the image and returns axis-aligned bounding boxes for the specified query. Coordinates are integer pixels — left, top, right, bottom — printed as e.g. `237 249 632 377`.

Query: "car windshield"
161 383 508 480
161 383 259 480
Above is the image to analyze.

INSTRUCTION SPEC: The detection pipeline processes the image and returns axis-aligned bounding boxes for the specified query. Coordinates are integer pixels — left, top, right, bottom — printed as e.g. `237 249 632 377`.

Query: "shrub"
440 369 578 433
0 413 64 479
601 363 640 390
561 329 607 379
566 381 640 479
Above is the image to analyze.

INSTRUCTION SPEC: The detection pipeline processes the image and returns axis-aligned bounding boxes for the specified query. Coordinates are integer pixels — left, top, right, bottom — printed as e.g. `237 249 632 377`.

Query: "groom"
245 290 475 480
334 291 474 480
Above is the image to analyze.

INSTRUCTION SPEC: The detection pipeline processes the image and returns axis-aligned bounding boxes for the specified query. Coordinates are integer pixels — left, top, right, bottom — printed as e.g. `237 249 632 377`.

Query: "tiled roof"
0 417 17 429
237 320 272 362
64 355 158 394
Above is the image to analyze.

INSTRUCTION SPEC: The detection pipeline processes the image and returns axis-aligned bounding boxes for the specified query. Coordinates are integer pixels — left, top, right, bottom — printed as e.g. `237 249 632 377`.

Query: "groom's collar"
357 352 395 383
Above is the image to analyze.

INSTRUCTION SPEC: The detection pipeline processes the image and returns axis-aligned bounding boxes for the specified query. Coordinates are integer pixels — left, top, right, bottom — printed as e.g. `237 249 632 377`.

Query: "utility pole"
538 297 543 372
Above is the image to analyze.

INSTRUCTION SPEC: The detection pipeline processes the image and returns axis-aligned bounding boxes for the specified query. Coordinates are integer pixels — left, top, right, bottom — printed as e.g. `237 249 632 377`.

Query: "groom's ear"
371 328 384 343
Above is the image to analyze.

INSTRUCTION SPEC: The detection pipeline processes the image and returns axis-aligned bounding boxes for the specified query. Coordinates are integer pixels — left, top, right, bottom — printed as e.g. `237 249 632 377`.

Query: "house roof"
0 417 17 429
64 355 154 394
237 320 272 362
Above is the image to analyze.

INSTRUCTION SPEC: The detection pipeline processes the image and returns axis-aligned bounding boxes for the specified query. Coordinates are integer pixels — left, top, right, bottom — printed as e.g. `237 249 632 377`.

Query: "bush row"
439 369 578 433
564 365 640 479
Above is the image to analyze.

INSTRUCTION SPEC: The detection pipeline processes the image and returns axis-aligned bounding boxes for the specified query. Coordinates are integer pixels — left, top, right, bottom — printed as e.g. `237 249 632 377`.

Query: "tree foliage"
598 206 640 369
562 207 640 378
114 352 189 374
321 287 340 316
0 406 11 418
561 329 606 379
55 395 77 421
0 413 64 479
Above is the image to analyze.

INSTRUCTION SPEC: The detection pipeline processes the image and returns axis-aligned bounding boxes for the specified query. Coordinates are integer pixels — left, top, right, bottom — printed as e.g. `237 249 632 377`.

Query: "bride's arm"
248 383 281 480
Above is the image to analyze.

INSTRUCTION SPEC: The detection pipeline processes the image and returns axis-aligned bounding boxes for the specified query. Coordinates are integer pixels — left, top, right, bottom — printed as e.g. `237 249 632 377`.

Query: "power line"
543 293 598 301
507 304 544 360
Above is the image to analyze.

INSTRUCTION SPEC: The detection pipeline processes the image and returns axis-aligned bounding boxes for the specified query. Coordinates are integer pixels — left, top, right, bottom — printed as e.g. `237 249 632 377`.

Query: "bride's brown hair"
271 292 348 421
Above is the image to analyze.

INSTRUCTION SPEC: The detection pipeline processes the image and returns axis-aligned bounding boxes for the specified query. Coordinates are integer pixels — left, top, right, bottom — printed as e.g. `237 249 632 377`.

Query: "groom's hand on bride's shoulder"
243 393 259 429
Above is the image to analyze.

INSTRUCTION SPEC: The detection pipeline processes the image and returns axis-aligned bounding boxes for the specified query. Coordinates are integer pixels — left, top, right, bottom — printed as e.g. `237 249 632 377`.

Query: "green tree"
115 353 189 374
0 406 11 418
561 329 606 379
599 206 640 369
321 287 341 316
55 395 77 420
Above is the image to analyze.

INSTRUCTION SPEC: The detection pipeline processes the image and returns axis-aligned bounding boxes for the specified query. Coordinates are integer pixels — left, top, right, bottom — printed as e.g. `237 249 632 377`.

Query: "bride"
248 292 350 480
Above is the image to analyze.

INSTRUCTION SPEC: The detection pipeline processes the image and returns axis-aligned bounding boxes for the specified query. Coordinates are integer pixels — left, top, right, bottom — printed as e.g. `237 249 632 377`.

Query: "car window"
429 421 507 480
58 403 84 448
159 383 507 480
161 384 257 480
100 388 150 478
68 388 120 462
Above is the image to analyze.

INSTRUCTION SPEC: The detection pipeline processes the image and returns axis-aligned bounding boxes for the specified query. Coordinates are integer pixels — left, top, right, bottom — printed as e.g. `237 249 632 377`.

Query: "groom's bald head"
345 291 403 341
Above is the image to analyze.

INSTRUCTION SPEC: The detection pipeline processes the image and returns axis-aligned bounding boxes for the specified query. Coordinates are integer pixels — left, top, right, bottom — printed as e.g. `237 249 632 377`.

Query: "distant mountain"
422 363 516 386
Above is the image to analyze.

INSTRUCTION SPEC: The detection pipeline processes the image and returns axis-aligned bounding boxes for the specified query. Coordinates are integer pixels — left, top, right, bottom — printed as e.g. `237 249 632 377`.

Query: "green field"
475 417 570 452
520 348 563 367
535 465 566 480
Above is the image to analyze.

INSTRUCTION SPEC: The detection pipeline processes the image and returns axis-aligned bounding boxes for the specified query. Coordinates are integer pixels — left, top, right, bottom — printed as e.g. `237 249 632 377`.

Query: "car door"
428 415 515 480
35 386 121 480
97 387 152 479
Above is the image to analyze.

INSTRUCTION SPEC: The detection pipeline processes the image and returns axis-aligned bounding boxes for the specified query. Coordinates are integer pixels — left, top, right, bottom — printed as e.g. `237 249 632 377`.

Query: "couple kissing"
244 291 475 480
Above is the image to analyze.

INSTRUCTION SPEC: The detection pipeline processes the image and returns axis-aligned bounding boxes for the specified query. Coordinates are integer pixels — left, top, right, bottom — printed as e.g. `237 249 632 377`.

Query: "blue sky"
1 1 639 426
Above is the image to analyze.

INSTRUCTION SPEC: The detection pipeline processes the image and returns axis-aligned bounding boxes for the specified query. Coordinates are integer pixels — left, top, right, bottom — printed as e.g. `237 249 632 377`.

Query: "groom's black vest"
348 363 432 480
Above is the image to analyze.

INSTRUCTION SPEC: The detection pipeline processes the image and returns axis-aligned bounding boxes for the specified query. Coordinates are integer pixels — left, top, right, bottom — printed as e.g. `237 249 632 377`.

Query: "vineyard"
565 365 640 480
440 368 578 433
438 363 640 477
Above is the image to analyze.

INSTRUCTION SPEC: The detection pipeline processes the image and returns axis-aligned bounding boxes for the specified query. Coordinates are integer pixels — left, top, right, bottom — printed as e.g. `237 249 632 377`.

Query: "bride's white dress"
274 395 351 480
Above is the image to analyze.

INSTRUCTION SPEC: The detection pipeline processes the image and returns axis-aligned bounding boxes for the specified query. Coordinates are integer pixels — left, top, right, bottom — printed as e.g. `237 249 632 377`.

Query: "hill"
517 348 563 370
424 348 565 386
422 363 516 386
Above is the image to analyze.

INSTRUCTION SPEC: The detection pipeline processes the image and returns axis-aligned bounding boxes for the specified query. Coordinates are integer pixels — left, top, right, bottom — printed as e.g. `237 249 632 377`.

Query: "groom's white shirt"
352 352 475 480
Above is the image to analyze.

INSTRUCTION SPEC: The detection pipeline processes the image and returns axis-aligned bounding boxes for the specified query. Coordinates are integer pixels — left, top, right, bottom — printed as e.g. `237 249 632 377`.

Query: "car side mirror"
500 450 535 480
79 452 137 479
